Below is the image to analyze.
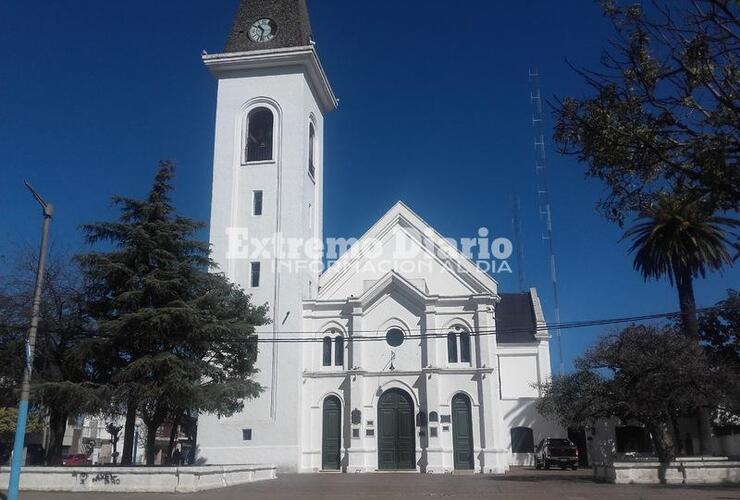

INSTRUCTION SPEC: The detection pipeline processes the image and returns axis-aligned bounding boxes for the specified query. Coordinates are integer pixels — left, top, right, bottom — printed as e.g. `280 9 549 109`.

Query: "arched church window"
511 427 534 453
322 336 332 366
308 121 316 179
447 332 458 363
460 331 471 363
246 107 274 162
334 336 344 366
447 326 471 364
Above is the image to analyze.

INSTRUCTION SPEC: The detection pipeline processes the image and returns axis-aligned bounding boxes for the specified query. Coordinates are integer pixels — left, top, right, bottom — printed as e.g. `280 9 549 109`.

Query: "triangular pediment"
357 270 430 311
319 202 498 300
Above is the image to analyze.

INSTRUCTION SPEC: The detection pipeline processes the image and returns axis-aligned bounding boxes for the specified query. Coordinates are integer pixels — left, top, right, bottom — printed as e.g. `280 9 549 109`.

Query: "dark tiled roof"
225 0 313 53
495 293 538 343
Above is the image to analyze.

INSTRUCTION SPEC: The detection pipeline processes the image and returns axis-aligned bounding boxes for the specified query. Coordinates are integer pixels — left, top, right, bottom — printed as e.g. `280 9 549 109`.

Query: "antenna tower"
529 69 564 376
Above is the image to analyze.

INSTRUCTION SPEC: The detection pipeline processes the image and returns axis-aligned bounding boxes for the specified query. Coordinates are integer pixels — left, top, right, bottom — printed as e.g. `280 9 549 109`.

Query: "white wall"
198 54 327 471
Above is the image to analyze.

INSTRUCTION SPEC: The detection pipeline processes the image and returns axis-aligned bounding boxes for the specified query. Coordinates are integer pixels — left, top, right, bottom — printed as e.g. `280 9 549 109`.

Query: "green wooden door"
322 396 341 470
378 389 416 470
452 394 474 470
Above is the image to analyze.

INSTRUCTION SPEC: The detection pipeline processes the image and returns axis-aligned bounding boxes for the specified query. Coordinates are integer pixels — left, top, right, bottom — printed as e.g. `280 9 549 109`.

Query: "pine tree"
78 161 268 464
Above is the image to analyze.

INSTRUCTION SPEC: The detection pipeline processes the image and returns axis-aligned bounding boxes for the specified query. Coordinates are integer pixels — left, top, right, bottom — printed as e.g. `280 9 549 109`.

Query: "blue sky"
1 1 736 371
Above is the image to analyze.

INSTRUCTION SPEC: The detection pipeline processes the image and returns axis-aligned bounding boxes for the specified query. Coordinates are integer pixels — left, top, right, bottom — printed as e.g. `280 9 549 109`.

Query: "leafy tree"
0 292 24 409
554 0 739 226
623 196 738 338
0 407 44 465
700 289 740 361
0 253 102 465
622 195 736 454
537 325 731 467
699 289 740 414
78 161 268 465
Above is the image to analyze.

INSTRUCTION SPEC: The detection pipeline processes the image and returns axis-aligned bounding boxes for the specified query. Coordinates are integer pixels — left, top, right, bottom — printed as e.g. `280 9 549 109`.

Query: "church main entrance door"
377 389 416 470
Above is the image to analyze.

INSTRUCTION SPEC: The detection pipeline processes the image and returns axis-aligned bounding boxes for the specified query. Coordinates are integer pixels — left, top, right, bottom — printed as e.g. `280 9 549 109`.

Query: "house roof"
495 292 539 343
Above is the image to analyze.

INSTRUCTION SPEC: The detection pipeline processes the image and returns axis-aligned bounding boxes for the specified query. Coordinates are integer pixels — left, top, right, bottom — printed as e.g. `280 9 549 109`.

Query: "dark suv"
534 438 579 470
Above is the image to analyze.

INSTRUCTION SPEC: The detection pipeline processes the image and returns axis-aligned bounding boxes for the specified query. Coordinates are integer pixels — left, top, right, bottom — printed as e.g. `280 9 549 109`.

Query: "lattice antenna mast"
529 69 563 376
511 194 526 291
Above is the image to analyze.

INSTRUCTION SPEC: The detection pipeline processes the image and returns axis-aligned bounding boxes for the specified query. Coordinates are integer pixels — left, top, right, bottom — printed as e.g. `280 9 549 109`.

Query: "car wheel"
544 461 550 470
572 465 578 471
535 459 541 470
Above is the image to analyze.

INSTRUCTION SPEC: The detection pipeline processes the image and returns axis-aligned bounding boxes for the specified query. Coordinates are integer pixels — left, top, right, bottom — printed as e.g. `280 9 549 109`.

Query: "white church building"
197 0 562 473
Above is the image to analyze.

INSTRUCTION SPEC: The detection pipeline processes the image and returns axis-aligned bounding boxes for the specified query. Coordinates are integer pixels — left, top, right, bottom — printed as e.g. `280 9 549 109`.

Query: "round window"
385 328 404 347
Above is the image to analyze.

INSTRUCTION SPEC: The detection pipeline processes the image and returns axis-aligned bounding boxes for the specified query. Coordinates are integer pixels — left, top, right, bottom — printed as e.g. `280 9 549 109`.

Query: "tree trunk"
674 267 699 339
167 413 181 463
648 420 676 484
144 420 160 465
671 416 684 456
673 267 714 455
697 407 714 456
45 410 68 465
120 398 138 465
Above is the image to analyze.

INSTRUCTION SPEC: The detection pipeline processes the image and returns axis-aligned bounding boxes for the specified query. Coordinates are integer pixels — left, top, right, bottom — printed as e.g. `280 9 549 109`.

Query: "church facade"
197 0 561 473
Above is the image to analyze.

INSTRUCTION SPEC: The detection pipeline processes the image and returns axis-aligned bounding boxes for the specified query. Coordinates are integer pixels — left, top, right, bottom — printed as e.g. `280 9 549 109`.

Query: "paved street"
3 468 740 500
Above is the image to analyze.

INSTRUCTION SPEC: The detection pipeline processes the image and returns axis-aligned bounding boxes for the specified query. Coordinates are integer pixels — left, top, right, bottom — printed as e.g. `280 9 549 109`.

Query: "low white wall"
0 464 276 493
715 434 740 457
593 458 740 484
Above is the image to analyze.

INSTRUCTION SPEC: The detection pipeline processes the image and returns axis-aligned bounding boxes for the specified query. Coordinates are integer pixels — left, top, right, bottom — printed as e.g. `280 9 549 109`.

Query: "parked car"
534 438 579 470
62 454 91 466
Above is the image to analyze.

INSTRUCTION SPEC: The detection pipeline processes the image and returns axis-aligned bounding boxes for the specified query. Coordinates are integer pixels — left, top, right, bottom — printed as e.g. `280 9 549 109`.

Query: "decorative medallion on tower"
225 0 312 52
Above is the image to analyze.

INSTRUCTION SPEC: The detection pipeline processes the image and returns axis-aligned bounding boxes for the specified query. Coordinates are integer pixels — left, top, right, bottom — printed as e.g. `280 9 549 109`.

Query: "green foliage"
537 324 732 460
77 161 269 463
0 253 103 464
0 304 24 407
700 289 740 362
699 289 740 415
535 370 612 429
623 196 738 284
0 407 44 438
554 0 740 225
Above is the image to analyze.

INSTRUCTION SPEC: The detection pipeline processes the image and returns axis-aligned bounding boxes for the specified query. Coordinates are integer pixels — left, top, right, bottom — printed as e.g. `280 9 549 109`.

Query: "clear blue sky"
1 1 736 371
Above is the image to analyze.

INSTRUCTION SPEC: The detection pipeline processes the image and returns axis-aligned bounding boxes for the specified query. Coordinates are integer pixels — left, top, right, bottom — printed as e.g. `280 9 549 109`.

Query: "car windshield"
547 439 572 446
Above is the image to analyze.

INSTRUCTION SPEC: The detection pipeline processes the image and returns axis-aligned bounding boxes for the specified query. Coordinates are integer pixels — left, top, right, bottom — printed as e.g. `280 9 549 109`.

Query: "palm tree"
623 196 738 338
623 196 737 456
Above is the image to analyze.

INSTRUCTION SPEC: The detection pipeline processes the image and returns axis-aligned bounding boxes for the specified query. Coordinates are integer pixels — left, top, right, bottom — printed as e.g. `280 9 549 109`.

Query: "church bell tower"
198 0 337 470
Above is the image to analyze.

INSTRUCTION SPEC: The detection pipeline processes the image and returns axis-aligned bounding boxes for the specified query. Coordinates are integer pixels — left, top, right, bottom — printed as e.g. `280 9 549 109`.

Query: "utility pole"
7 182 53 500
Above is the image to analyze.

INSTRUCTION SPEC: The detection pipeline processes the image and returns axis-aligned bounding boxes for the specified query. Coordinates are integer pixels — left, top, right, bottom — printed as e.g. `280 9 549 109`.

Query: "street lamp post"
7 182 53 500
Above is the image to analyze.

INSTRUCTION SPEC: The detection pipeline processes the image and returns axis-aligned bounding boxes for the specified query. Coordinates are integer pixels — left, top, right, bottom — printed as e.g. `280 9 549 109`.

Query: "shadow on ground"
494 468 740 496
490 468 593 483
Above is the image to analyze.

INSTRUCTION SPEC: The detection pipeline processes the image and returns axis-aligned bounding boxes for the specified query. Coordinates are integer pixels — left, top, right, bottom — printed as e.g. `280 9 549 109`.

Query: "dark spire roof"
495 293 538 343
224 0 313 53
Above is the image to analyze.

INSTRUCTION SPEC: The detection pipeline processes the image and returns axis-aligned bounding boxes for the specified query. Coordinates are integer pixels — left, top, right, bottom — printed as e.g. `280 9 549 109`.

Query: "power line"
4 304 732 344
195 305 729 342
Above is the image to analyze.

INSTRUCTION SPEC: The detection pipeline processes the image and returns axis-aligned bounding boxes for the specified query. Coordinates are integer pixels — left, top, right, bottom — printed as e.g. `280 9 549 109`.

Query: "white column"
347 301 367 472
475 297 509 473
422 304 444 472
